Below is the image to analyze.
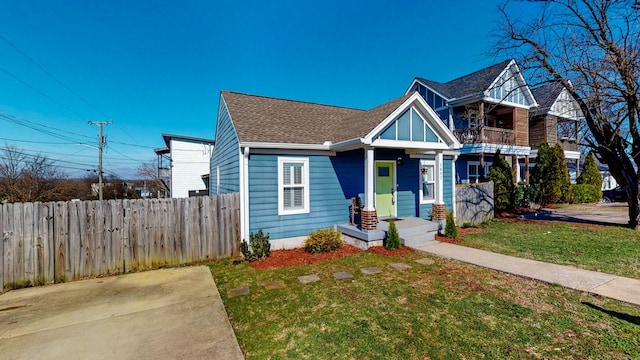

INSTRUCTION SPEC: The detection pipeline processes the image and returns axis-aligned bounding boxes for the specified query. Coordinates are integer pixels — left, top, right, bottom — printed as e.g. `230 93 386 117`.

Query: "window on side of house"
468 161 492 184
420 159 436 203
278 157 310 215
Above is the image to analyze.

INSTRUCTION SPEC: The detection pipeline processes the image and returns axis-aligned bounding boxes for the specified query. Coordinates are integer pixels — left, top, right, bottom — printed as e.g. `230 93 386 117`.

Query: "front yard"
460 219 640 279
209 247 640 359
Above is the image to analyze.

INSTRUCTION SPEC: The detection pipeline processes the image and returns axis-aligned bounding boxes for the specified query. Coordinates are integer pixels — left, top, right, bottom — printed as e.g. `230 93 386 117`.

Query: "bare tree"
137 161 169 198
497 0 640 228
0 145 70 203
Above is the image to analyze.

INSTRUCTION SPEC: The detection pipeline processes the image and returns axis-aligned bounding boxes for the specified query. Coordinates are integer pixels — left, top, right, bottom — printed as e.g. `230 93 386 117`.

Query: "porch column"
362 147 378 230
436 151 444 204
512 155 519 184
432 151 447 228
524 155 530 184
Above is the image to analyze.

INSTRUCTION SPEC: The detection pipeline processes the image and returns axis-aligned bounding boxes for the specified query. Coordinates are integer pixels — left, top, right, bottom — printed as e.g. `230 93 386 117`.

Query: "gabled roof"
415 60 512 99
530 82 565 113
222 91 363 145
221 91 414 145
530 82 583 119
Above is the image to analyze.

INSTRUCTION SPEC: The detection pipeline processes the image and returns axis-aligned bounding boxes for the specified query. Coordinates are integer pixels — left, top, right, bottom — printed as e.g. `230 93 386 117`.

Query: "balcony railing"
454 126 515 145
558 138 579 152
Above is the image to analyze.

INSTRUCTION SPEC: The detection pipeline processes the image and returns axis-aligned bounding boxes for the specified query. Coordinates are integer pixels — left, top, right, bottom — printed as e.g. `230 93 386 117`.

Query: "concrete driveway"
523 203 629 226
0 266 244 360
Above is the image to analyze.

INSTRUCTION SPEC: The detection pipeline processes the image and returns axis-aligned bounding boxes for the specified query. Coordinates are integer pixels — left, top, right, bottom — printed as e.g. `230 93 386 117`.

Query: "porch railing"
454 126 515 145
558 138 579 152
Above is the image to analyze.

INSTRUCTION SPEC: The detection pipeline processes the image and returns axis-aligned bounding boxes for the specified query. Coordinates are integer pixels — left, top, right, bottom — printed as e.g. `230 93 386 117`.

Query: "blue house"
406 59 538 184
210 91 461 249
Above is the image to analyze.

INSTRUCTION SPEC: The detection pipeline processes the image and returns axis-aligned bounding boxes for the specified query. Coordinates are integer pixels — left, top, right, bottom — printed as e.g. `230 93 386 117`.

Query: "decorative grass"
461 219 640 279
209 251 640 359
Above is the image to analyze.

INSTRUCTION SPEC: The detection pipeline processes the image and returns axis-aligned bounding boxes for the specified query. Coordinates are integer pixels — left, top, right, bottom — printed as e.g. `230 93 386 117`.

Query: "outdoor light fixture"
397 157 404 166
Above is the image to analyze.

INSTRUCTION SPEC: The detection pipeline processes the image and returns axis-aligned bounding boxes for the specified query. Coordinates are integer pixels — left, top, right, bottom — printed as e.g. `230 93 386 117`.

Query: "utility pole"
88 120 112 201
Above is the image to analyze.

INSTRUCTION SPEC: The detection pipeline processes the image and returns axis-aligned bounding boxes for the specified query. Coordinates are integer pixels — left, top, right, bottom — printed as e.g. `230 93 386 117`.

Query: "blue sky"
0 0 514 178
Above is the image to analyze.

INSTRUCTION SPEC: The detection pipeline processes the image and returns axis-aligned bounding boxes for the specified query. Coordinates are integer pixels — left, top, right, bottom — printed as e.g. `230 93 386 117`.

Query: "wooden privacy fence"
0 193 240 290
456 181 494 226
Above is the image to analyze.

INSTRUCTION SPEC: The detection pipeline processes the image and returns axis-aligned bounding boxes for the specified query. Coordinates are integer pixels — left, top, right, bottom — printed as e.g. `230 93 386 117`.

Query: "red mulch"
247 244 414 270
435 227 486 244
246 226 488 270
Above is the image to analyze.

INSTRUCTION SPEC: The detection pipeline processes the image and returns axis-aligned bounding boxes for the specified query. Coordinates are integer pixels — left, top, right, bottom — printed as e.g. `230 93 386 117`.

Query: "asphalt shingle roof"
221 91 414 145
531 82 565 112
416 59 512 99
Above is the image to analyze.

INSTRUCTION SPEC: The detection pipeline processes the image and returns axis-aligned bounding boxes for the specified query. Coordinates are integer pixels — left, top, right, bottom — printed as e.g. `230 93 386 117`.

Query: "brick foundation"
431 203 446 221
361 210 378 230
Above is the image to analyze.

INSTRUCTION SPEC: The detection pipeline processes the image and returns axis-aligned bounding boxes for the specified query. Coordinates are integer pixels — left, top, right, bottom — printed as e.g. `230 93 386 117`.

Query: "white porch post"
364 147 375 211
436 151 444 204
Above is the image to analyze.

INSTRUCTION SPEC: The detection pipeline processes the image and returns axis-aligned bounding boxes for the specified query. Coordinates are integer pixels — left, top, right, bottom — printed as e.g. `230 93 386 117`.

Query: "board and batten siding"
210 98 240 195
169 139 213 198
248 151 363 240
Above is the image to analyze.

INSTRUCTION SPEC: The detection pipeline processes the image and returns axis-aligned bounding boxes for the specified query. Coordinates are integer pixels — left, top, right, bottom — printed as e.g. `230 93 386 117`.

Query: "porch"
336 217 439 250
454 126 515 145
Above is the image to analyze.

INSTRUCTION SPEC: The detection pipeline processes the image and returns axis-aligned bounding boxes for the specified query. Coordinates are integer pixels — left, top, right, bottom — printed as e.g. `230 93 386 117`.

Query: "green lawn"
209 251 640 359
460 219 640 279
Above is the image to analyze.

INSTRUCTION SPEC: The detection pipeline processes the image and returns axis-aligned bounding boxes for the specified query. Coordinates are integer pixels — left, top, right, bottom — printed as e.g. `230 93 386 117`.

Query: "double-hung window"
420 159 436 203
278 157 309 215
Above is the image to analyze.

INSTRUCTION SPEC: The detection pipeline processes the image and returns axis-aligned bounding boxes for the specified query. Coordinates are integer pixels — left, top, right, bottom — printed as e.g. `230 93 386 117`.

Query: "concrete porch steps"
378 217 440 248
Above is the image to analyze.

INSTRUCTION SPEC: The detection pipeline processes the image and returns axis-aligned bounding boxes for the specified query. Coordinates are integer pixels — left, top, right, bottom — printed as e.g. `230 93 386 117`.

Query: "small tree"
577 152 602 189
553 144 573 203
444 211 458 239
531 143 572 205
385 219 401 250
486 149 515 211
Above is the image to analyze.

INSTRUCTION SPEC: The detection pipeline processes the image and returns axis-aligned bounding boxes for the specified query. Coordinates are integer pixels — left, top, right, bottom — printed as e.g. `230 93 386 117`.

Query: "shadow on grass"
582 302 640 325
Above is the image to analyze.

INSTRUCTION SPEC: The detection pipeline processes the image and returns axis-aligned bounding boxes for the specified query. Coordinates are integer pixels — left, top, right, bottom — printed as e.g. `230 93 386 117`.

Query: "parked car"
602 186 627 203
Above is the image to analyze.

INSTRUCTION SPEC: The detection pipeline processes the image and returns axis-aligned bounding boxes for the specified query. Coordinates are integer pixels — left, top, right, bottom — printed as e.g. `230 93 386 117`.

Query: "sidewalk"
414 242 640 307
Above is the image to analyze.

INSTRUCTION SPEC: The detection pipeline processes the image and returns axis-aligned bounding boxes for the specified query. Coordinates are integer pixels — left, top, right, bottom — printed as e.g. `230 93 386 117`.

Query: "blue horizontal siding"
248 150 364 240
210 98 239 195
443 157 453 211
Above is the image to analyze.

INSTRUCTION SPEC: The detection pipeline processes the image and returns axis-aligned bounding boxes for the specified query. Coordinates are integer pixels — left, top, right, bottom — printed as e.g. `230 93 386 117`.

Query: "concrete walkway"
0 266 244 360
414 242 640 307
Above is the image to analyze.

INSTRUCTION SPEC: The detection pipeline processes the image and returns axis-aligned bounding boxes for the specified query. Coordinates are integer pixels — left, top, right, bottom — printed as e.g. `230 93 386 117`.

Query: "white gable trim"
364 93 461 150
549 88 583 120
404 78 452 101
485 60 538 108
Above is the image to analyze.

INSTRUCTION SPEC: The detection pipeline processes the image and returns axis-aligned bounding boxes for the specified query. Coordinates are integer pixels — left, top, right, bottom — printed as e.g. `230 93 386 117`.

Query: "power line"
0 33 153 149
0 113 94 142
0 66 87 119
0 32 109 119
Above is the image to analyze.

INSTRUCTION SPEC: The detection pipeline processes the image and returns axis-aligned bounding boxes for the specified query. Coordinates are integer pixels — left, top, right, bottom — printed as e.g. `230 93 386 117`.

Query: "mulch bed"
246 226 489 270
435 227 486 244
247 244 414 270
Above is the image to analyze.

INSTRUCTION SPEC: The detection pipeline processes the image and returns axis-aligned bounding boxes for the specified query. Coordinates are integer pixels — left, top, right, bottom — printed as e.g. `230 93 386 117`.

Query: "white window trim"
277 157 310 216
467 161 492 184
419 159 437 204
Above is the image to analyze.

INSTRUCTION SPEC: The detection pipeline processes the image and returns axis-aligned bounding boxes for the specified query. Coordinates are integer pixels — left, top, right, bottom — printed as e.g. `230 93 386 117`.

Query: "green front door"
375 161 395 217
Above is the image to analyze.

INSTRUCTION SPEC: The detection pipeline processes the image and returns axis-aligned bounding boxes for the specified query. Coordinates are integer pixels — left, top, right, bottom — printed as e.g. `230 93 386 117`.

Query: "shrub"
577 152 603 189
514 183 538 208
572 184 603 204
444 211 458 239
530 143 572 205
486 149 515 212
385 219 401 250
304 228 342 254
240 229 271 262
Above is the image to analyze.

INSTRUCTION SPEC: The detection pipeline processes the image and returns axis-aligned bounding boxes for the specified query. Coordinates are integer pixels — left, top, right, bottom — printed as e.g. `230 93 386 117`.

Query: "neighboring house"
210 91 461 247
406 59 537 184
154 134 215 198
529 82 582 181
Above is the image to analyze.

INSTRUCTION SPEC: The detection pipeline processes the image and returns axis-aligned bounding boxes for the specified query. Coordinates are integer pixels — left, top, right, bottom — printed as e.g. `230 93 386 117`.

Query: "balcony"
558 137 579 152
454 126 515 145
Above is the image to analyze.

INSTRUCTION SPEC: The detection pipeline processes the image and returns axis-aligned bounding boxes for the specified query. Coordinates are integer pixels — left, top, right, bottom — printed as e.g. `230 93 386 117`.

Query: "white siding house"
155 134 214 198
